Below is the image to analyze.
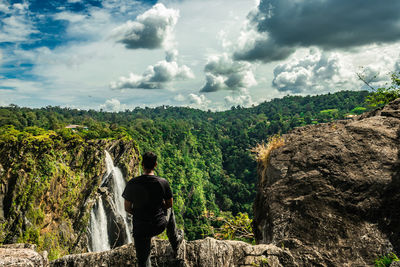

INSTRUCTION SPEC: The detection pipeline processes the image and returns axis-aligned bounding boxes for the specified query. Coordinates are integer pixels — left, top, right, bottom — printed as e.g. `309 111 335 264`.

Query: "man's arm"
163 198 173 210
124 200 133 215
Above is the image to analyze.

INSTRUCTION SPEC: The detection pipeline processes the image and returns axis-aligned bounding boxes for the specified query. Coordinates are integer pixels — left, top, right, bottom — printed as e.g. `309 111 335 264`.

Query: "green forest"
0 90 370 241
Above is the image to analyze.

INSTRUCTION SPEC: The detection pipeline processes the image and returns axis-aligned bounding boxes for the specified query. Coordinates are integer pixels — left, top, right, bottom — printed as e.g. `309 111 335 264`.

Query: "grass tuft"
252 134 285 165
252 134 285 185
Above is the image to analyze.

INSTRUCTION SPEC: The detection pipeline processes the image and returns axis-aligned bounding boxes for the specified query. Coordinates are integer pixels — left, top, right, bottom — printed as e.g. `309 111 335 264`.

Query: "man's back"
123 174 172 235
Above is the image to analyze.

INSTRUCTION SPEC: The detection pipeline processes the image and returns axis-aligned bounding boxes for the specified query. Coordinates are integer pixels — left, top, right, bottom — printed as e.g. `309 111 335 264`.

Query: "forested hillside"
0 90 369 241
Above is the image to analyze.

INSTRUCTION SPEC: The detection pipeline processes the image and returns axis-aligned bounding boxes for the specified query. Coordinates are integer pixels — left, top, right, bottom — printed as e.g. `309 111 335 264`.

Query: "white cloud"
112 3 179 50
12 2 28 11
224 89 254 108
174 93 185 102
165 49 178 62
53 12 86 23
110 50 194 89
272 46 400 94
188 93 210 109
4 0 399 111
20 0 256 110
0 2 37 43
0 78 49 107
272 48 353 94
0 1 9 13
0 1 177 109
200 53 257 92
60 8 115 40
68 0 82 3
100 98 127 112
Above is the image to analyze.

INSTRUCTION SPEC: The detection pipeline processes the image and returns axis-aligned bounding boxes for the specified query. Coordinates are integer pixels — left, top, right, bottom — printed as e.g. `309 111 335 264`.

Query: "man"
122 151 184 267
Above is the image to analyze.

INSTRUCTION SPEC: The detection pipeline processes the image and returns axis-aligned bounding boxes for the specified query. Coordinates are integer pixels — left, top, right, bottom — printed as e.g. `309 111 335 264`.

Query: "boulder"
253 99 400 266
0 243 48 267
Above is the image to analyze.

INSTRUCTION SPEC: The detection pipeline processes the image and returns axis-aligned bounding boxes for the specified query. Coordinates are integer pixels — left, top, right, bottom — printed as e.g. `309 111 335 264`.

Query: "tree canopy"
0 90 371 240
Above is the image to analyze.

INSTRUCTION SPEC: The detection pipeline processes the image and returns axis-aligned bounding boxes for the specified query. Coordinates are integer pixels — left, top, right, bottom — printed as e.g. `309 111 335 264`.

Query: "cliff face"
253 99 400 266
0 131 139 259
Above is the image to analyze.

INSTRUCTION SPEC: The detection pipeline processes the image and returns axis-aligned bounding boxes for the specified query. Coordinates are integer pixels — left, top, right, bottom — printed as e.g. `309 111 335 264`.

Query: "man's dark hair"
142 151 157 170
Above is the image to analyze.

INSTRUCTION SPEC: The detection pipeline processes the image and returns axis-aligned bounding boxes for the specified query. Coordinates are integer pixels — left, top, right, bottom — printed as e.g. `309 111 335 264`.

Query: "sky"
0 0 400 111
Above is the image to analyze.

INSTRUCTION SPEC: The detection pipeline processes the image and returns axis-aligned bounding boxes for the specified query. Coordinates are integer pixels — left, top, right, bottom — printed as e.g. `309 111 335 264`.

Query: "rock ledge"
51 237 294 267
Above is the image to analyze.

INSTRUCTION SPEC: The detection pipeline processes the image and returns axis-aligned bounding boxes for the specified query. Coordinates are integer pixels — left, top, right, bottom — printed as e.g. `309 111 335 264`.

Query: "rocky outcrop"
0 243 48 267
106 139 139 179
0 238 297 267
0 133 139 258
51 237 295 267
253 99 400 266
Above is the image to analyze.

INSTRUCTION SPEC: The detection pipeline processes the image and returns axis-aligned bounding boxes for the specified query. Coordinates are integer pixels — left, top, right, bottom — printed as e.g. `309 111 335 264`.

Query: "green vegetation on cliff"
362 72 400 108
374 253 399 267
0 90 370 249
0 127 138 259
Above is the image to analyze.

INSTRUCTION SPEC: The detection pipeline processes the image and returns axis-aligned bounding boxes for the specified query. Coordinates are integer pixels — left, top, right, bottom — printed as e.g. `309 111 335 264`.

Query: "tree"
358 71 400 108
205 211 254 243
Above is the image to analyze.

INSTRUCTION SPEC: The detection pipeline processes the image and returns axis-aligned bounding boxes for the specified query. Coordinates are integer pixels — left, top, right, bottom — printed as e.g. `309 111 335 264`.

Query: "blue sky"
1 0 400 111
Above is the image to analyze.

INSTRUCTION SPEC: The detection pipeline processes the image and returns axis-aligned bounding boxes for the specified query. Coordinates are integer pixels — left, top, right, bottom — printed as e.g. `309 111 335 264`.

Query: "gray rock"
0 243 48 267
390 261 400 267
253 98 400 266
51 237 295 267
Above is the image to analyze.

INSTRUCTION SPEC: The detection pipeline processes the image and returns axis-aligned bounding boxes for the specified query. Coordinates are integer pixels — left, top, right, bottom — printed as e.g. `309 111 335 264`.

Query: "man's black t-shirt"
122 175 173 237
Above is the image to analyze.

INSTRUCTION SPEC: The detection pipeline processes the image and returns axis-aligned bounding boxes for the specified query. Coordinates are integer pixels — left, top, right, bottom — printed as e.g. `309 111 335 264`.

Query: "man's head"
142 151 157 170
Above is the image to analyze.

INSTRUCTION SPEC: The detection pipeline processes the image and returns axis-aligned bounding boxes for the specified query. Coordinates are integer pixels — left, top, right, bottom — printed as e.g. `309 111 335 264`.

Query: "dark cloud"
234 37 295 62
201 74 225 92
234 0 400 62
112 3 179 49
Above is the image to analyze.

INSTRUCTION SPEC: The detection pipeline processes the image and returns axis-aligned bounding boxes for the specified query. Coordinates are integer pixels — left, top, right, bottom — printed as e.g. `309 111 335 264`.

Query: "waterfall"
89 198 110 252
101 152 114 185
88 150 132 252
105 151 132 244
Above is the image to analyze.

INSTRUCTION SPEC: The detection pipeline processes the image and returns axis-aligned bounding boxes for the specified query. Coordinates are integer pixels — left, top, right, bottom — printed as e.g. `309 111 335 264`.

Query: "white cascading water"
89 197 111 252
105 151 132 244
89 151 132 252
101 151 114 185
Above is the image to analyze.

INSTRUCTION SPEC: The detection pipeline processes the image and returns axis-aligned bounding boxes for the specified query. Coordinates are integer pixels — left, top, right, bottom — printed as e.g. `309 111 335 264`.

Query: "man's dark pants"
134 209 179 267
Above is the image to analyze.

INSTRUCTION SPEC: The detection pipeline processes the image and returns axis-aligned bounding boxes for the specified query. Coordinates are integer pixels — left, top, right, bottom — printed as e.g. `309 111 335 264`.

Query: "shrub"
351 107 367 115
374 253 399 267
205 211 254 243
366 72 400 108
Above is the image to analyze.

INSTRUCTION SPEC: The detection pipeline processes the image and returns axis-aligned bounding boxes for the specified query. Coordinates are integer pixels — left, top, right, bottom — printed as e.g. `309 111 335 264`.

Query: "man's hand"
124 200 133 215
163 198 173 210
